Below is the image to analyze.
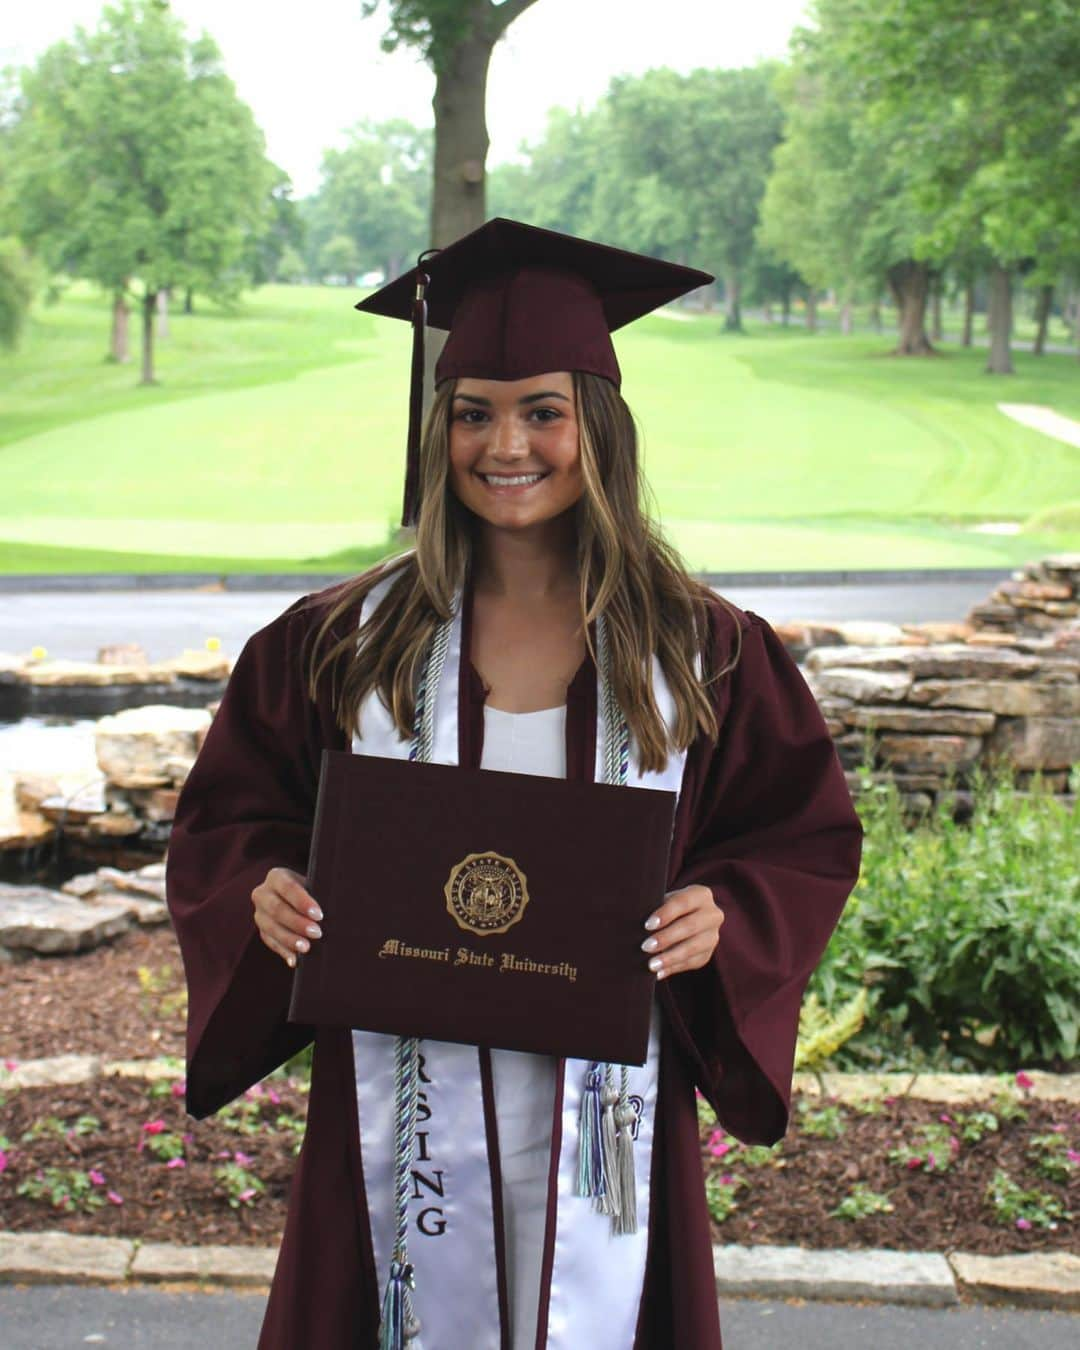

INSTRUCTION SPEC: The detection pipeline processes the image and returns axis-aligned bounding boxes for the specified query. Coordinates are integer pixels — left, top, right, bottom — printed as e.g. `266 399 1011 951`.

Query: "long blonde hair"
304 372 742 773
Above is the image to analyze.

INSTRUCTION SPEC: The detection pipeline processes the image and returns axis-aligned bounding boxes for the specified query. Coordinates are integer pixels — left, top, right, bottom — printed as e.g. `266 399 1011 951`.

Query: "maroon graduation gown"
165 583 863 1348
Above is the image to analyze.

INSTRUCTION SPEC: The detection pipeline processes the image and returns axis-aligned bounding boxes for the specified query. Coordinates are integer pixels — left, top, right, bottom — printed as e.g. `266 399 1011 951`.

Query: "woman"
166 219 863 1349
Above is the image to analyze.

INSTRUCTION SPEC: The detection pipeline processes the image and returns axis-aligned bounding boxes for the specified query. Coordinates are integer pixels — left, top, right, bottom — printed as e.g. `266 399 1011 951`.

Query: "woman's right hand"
251 866 323 969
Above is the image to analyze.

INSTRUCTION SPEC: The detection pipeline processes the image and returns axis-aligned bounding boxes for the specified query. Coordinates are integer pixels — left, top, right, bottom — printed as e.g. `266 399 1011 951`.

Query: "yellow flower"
30 645 47 661
205 636 221 652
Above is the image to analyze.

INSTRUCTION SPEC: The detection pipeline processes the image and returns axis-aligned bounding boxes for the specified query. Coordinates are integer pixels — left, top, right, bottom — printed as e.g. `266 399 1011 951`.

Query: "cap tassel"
401 250 441 528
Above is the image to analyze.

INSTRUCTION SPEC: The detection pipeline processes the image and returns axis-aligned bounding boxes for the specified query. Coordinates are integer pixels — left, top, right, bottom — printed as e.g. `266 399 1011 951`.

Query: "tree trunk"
156 288 170 340
806 290 818 333
141 290 158 386
839 298 853 335
930 273 944 341
781 286 791 326
723 270 742 331
430 26 495 247
961 279 975 347
109 292 130 364
184 287 194 315
762 300 773 323
985 262 1014 375
886 260 933 355
1032 283 1053 356
869 296 882 332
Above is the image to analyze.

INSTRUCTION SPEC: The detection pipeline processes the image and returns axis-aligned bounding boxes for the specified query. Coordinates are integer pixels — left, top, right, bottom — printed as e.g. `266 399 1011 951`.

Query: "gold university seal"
445 852 529 937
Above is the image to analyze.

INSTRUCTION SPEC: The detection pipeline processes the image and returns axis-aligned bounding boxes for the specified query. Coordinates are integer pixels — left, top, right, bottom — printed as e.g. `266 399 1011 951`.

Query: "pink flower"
1066 1149 1080 1165
107 1191 124 1205
268 1089 281 1106
215 1150 231 1159
0 1149 8 1174
170 1080 186 1098
906 1158 922 1170
233 1151 253 1166
3 1059 18 1072
707 1130 731 1158
88 1169 105 1186
949 1136 960 1153
182 1133 193 1144
883 1096 896 1106
166 1158 186 1170
938 1113 953 1124
245 1085 264 1100
1015 1071 1034 1091
1049 1123 1066 1133
238 1187 257 1203
719 1174 736 1186
142 1120 166 1135
1015 1217 1032 1231
926 1153 937 1169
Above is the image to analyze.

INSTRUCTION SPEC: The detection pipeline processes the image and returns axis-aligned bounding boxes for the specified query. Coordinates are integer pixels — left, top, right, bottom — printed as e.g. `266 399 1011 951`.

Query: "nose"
490 413 529 461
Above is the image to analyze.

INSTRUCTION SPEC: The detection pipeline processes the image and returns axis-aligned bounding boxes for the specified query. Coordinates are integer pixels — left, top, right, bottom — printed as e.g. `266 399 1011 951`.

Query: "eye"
454 407 488 424
529 406 562 423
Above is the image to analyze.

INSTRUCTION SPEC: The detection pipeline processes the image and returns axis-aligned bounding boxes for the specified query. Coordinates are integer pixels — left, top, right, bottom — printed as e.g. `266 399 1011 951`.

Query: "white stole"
350 574 688 1348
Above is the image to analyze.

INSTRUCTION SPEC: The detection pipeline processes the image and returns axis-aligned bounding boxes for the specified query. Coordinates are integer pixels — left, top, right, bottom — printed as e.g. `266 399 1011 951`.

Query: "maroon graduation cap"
354 217 713 525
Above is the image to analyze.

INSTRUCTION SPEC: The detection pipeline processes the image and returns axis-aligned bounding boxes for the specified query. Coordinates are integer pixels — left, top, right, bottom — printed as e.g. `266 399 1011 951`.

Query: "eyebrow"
452 391 571 406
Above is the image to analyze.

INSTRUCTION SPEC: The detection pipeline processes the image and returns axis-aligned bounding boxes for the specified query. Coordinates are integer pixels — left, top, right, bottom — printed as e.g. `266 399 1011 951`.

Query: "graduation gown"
165 579 863 1349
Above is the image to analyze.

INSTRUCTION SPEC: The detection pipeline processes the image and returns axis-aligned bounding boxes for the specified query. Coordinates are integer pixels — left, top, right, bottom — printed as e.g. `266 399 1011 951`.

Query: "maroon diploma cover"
288 750 677 1065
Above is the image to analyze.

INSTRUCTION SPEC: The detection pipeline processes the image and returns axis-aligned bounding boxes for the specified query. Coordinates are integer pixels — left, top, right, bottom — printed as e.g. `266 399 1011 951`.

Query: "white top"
482 704 565 1349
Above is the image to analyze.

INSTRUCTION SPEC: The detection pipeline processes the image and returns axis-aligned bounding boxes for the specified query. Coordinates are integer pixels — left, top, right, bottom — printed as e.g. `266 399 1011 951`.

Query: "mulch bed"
0 926 1076 1253
0 925 186 1062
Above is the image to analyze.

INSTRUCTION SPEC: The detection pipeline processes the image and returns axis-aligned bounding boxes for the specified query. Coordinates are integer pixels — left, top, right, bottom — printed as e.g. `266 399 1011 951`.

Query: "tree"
815 0 1080 374
0 238 34 348
760 10 943 354
361 0 543 246
604 66 784 331
320 233 362 284
305 120 430 281
7 0 273 382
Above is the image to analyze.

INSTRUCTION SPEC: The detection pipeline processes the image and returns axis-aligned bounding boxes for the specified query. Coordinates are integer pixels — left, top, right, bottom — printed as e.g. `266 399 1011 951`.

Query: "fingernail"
309 906 323 921
287 955 296 968
648 956 663 973
306 924 322 939
644 915 660 931
641 936 659 953
295 938 309 953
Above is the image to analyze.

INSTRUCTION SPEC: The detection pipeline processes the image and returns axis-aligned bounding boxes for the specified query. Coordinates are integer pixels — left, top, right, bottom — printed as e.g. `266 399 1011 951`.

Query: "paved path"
1 1287 1076 1349
997 402 1080 449
0 578 1003 664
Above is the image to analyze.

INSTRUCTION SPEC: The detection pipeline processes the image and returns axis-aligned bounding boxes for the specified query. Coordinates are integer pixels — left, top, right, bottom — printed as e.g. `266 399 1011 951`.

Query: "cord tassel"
596 1066 621 1217
576 1062 605 1198
613 1094 638 1235
379 1260 408 1350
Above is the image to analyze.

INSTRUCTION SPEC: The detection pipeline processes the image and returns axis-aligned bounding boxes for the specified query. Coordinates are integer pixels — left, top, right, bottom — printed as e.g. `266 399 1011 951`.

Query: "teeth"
482 473 545 486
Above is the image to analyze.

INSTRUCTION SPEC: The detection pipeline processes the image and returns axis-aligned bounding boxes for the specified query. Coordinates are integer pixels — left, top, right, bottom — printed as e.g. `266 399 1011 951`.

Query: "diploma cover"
288 750 677 1065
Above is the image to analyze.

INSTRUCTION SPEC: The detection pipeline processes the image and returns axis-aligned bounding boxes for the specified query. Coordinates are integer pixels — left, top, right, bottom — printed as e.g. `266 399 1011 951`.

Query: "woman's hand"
641 884 724 981
251 866 323 969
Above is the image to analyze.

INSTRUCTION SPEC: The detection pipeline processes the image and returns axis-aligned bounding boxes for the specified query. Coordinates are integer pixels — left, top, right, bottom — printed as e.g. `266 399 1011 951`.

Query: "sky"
4 1 810 196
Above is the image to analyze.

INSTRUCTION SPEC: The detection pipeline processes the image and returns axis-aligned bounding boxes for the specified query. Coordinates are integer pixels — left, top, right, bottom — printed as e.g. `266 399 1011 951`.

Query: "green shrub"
809 762 1080 1070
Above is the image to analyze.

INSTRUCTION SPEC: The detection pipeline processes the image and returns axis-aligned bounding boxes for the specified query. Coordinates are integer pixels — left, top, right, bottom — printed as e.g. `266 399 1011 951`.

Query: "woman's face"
448 371 583 531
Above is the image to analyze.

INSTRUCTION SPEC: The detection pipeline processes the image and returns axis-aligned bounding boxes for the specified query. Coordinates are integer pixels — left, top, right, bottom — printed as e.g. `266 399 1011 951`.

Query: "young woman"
167 220 863 1350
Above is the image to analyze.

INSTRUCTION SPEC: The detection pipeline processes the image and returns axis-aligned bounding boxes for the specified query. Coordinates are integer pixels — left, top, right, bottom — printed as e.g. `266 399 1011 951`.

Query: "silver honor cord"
379 615 453 1350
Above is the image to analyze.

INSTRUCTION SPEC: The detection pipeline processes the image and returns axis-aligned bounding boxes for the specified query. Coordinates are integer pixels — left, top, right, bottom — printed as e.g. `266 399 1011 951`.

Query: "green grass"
1 285 1077 573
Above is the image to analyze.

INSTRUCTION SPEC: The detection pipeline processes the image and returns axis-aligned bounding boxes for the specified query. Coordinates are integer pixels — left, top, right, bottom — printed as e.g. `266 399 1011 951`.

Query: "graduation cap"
355 217 714 525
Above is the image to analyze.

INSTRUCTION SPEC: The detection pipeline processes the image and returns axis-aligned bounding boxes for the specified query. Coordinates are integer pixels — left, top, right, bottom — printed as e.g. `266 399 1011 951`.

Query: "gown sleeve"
165 594 349 1119
663 605 864 1144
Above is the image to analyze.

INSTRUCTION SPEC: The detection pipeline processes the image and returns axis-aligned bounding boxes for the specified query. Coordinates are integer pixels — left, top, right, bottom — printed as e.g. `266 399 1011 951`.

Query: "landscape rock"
0 810 56 852
713 1244 957 1307
811 667 913 703
17 659 173 688
907 679 1080 716
808 644 1042 680
149 649 231 681
98 643 149 666
985 715 1080 770
846 706 996 735
95 704 211 789
877 733 984 769
130 1242 276 1286
949 1251 1080 1310
0 1231 132 1285
0 1054 104 1088
0 882 130 953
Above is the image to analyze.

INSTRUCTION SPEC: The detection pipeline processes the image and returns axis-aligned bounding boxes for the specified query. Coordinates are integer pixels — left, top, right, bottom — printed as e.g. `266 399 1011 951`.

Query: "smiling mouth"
478 472 549 487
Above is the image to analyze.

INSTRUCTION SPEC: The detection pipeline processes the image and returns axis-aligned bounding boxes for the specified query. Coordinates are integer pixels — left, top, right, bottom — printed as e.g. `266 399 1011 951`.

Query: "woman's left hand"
641 885 724 980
